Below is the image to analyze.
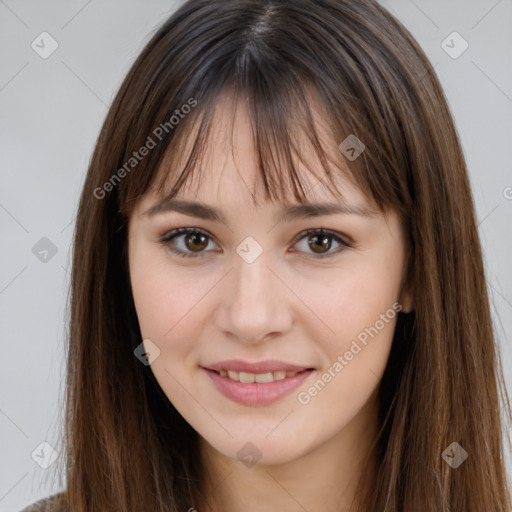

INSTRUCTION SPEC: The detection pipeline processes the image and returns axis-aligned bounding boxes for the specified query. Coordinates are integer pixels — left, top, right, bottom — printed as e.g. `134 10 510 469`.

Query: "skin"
128 95 413 512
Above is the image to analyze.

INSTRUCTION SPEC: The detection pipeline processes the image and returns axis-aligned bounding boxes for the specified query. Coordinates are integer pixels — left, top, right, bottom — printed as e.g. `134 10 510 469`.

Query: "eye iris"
185 232 208 252
308 233 331 253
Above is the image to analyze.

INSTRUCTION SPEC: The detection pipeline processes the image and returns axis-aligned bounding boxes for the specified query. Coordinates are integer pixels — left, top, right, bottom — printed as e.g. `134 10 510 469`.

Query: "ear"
398 279 414 313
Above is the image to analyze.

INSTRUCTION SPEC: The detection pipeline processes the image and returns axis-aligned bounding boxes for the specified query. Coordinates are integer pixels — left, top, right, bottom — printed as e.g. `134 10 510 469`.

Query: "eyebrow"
142 198 378 223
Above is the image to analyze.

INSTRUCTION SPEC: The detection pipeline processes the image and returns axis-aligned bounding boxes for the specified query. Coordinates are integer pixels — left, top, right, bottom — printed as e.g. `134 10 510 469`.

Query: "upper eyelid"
160 226 346 240
160 226 351 252
160 227 222 252
161 226 215 243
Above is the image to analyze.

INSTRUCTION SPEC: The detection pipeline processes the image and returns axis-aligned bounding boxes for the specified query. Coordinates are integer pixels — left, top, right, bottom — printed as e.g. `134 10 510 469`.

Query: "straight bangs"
111 1 431 223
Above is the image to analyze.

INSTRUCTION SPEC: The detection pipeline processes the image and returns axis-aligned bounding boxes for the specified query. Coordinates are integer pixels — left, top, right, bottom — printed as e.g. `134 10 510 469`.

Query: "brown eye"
183 231 209 252
160 227 351 260
293 228 351 259
160 227 217 258
307 232 333 254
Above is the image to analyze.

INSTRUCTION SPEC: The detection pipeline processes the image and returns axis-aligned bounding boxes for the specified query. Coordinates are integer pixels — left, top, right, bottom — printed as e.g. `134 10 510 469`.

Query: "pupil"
309 234 331 253
186 232 208 251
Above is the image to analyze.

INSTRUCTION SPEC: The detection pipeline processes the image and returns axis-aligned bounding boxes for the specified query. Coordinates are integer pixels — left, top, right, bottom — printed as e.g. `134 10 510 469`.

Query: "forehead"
141 89 375 214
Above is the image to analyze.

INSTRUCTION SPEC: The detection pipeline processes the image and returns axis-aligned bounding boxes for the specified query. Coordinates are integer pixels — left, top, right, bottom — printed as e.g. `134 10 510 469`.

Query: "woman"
20 0 512 510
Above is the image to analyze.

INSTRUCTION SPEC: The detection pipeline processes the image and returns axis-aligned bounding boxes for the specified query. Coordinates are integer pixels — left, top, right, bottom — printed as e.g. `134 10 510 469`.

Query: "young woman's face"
128 97 412 466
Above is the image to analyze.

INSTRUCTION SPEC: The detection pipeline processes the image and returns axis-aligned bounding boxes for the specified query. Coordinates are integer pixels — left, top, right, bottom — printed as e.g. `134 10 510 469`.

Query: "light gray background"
1 0 511 510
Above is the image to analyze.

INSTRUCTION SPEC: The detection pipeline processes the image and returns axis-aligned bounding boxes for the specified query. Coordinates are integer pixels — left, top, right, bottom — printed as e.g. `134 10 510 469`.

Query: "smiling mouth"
203 366 315 405
208 368 312 383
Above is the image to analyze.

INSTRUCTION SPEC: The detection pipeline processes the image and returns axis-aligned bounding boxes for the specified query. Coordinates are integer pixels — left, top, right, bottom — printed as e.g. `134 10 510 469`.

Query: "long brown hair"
47 0 512 510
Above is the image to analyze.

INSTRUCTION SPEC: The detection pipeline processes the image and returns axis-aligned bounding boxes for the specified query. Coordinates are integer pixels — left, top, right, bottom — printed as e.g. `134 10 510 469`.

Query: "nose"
213 251 294 345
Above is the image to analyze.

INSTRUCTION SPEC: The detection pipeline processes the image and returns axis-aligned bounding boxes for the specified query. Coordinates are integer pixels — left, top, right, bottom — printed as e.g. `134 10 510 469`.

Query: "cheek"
291 245 403 415
128 248 211 407
129 241 193 335
294 269 399 433
129 259 175 338
295 257 403 351
129 245 220 369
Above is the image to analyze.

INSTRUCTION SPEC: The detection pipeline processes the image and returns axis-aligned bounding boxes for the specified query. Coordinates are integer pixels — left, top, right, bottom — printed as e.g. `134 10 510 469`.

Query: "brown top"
19 493 64 512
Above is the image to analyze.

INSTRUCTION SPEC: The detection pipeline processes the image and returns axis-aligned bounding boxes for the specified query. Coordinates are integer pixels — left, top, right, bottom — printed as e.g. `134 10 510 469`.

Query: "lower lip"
203 368 314 406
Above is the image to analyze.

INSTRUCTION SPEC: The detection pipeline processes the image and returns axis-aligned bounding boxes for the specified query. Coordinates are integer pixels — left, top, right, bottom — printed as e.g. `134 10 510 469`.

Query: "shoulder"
18 492 66 512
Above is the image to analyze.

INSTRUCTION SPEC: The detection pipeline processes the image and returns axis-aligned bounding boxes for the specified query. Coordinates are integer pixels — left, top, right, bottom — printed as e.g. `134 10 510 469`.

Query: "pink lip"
204 359 311 373
202 366 314 406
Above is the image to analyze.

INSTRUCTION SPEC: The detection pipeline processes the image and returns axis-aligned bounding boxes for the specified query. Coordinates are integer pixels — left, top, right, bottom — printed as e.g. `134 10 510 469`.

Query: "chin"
201 430 315 467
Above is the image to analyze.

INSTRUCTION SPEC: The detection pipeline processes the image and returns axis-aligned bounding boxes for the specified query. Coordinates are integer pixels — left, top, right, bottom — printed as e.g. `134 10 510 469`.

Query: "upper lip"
203 359 313 373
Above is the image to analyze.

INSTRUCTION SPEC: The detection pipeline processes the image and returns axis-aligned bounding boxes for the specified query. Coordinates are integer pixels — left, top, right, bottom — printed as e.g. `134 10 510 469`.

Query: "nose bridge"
216 246 292 343
234 249 272 305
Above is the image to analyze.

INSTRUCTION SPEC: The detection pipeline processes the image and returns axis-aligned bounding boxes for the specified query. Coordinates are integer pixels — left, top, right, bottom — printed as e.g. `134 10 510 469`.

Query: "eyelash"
159 227 352 260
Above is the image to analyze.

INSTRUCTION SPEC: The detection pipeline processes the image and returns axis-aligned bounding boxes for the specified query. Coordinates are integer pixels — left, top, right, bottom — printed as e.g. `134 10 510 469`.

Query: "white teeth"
227 370 239 381
217 369 301 382
239 371 255 383
254 372 273 383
